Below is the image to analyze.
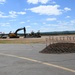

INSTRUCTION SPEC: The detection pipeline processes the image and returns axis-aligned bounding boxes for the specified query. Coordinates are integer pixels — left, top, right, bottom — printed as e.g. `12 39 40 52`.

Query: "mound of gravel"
40 43 75 54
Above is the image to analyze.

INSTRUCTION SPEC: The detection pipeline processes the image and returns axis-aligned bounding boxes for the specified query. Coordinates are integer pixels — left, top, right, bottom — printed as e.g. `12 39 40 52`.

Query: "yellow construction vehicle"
8 27 26 38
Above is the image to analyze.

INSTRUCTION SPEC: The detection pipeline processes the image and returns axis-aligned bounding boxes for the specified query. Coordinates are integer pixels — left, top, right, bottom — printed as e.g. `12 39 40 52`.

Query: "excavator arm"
15 27 26 37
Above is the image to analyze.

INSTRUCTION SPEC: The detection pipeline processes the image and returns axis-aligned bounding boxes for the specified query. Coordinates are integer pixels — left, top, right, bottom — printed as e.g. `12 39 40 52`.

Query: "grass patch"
0 38 45 44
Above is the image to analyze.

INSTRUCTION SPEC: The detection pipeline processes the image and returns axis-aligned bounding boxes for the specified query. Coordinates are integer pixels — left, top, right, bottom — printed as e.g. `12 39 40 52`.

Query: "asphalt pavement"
0 44 75 75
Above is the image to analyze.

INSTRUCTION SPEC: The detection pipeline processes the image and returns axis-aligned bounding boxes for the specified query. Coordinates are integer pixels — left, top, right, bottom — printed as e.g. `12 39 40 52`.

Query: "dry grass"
0 37 46 44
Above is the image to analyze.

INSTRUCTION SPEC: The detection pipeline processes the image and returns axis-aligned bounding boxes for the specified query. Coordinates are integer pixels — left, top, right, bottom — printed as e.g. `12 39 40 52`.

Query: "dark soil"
40 43 75 54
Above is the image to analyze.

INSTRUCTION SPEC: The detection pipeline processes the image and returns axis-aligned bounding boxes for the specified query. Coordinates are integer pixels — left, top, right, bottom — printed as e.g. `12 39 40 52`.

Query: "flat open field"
0 35 75 44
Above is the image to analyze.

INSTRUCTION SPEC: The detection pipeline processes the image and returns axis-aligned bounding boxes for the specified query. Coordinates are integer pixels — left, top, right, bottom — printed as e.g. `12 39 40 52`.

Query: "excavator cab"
8 27 26 38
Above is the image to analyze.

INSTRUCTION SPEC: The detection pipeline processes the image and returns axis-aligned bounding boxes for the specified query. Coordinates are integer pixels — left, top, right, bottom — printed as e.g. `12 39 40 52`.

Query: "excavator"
8 27 26 38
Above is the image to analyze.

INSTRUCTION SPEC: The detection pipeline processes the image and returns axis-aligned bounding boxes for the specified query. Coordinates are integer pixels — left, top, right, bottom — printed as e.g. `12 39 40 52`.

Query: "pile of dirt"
40 43 75 54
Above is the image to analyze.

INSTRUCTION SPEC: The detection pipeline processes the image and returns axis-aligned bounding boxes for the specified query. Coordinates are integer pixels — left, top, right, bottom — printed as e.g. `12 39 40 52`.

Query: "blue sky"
0 0 75 33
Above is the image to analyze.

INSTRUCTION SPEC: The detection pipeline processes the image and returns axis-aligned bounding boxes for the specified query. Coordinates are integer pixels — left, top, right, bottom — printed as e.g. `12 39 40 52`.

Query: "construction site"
0 27 75 54
0 0 75 74
0 27 75 75
0 27 41 39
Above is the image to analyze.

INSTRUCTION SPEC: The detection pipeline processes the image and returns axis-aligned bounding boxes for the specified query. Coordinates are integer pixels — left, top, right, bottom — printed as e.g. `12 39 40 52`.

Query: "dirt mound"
40 43 75 54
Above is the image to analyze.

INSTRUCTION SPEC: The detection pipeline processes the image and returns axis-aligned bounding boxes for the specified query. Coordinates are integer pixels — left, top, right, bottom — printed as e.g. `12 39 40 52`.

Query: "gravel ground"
40 43 75 54
0 44 75 75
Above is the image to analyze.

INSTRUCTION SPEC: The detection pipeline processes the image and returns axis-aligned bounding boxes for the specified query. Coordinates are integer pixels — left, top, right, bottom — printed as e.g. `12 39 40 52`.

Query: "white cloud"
70 20 75 25
20 21 25 24
26 25 31 28
64 7 71 11
0 11 4 15
0 22 10 27
40 19 75 32
57 20 75 29
32 22 38 25
43 22 46 25
39 0 49 4
40 27 50 32
66 16 70 18
27 0 49 4
0 11 8 18
51 1 56 4
0 15 8 18
0 14 8 18
9 11 17 18
29 5 62 15
57 21 69 26
9 11 26 18
27 20 30 22
17 12 26 15
0 11 26 18
0 0 6 4
44 23 59 27
48 0 56 4
46 18 57 21
9 19 16 21
27 0 38 4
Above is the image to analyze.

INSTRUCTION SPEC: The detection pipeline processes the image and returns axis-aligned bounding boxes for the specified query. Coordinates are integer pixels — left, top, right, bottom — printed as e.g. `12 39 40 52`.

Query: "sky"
0 0 75 33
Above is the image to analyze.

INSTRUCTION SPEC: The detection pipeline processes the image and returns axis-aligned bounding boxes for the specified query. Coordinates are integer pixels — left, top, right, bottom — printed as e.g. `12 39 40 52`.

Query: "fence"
45 35 75 46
